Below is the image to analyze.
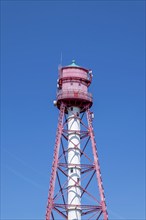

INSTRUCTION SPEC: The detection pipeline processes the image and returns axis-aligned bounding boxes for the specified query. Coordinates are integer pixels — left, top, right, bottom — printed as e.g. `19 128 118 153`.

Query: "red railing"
57 90 93 102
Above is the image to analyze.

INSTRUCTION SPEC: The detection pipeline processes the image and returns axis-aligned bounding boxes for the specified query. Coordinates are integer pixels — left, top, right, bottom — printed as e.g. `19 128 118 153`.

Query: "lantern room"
56 60 93 112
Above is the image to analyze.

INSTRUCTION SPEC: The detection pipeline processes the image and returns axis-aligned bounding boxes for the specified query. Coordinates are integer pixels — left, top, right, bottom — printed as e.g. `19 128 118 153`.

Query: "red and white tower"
46 60 108 220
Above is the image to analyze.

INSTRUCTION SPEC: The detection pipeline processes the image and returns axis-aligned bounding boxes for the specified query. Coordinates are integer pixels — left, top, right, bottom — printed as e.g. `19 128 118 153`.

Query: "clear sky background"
1 0 145 220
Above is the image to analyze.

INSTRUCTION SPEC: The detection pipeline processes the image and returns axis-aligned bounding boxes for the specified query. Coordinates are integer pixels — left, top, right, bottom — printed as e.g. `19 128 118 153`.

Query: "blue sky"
1 0 145 219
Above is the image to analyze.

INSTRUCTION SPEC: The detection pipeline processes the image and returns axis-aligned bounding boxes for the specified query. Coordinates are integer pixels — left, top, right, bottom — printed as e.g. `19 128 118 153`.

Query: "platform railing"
57 90 93 102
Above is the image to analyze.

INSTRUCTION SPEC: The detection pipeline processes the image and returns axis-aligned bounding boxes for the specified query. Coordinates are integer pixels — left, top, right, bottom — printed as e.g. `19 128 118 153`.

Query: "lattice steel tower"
46 60 108 220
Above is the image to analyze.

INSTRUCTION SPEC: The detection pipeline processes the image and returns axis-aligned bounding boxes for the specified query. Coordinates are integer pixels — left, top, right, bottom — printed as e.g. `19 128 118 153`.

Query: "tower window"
70 168 73 173
77 178 80 183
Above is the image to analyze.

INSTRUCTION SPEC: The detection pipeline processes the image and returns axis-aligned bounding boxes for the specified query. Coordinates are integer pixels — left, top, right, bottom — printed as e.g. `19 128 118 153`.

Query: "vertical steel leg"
46 103 65 220
86 108 108 220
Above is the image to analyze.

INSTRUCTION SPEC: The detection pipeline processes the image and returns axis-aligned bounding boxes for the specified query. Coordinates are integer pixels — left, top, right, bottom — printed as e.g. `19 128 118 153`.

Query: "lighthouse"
46 60 108 220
